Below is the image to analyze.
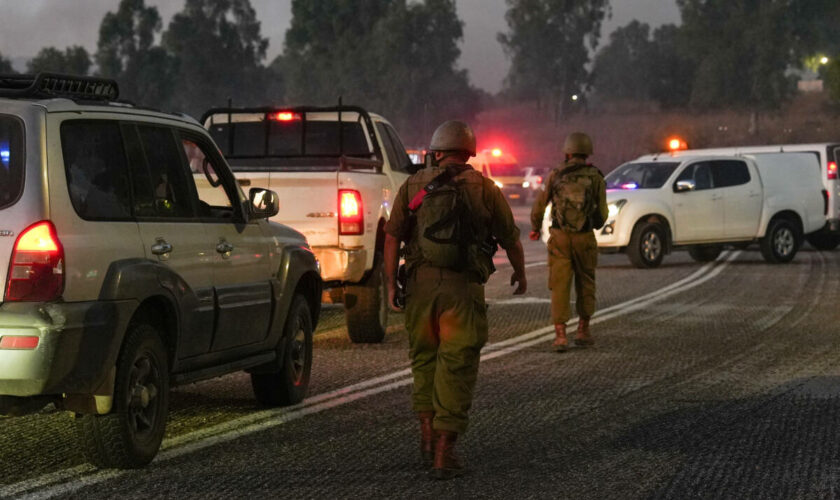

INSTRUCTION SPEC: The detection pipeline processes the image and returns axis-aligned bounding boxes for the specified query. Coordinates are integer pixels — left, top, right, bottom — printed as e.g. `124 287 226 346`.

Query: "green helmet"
563 132 593 156
429 120 477 157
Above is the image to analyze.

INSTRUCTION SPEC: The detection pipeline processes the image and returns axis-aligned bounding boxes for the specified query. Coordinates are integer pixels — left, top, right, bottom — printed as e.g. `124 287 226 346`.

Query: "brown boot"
431 431 463 480
418 411 435 465
576 317 594 347
552 323 568 352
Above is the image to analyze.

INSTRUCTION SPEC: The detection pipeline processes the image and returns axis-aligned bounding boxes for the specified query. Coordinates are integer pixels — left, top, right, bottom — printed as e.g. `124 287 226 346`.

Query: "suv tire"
251 294 313 406
628 222 665 268
75 323 169 469
688 245 723 262
761 218 800 263
344 253 387 343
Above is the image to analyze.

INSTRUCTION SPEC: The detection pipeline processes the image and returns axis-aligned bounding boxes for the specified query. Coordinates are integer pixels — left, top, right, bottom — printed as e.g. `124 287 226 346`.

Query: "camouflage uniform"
531 157 607 325
385 164 519 434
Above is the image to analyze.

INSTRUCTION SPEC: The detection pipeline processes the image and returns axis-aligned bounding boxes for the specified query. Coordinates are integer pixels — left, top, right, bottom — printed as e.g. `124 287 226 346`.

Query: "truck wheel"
627 222 665 268
251 294 313 406
75 323 169 469
760 218 800 263
806 232 840 251
344 254 387 343
688 245 722 262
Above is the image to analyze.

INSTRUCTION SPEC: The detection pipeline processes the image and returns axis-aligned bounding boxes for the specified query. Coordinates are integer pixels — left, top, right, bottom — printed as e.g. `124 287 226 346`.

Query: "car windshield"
605 162 679 189
490 162 522 176
0 116 24 209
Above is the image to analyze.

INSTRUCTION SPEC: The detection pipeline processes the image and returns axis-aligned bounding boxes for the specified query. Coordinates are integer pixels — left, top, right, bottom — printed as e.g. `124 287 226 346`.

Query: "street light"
820 56 829 65
571 94 579 101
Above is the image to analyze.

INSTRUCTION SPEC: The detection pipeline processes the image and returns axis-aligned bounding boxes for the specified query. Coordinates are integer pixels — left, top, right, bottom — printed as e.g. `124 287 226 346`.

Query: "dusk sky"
0 0 681 93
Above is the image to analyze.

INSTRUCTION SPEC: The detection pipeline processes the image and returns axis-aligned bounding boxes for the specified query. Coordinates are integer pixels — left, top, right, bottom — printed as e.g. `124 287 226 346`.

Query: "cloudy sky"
0 0 681 93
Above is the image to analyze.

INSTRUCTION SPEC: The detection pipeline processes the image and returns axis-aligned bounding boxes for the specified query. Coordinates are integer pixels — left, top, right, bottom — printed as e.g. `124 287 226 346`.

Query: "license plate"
510 194 520 199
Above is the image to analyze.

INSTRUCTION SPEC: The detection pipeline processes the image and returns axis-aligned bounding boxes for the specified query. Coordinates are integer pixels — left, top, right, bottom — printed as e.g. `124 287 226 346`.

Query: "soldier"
529 132 607 351
384 120 527 479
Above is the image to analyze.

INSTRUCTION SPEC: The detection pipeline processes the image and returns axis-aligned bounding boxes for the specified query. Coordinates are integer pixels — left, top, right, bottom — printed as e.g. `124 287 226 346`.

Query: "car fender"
269 244 322 349
612 197 676 247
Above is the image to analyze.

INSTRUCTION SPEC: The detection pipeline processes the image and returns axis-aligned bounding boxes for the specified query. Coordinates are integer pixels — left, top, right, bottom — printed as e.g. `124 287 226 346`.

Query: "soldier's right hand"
510 271 527 295
529 231 540 241
387 284 403 312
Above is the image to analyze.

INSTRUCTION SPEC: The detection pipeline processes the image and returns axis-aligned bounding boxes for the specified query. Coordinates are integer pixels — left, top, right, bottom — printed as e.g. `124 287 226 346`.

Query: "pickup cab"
597 152 826 267
201 105 415 343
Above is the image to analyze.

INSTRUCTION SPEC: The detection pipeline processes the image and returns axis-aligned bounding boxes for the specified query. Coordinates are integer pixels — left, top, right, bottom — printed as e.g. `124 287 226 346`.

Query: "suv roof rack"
0 73 119 101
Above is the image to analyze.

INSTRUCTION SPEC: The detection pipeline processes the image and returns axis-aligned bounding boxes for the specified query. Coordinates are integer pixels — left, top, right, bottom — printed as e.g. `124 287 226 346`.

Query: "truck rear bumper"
313 247 368 284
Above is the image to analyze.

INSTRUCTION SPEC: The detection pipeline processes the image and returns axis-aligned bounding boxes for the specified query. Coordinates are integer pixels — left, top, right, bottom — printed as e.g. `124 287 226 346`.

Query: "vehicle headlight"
607 199 627 218
494 180 504 189
522 181 530 188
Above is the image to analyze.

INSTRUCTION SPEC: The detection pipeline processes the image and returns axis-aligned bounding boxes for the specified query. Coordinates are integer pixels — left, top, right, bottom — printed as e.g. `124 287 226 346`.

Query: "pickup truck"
596 152 826 268
200 105 415 343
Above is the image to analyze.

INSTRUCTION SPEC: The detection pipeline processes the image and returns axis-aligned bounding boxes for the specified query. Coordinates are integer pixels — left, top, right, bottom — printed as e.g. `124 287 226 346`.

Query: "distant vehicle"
667 144 840 250
202 105 416 343
406 147 426 165
0 74 321 468
597 152 826 268
523 166 550 197
469 148 529 204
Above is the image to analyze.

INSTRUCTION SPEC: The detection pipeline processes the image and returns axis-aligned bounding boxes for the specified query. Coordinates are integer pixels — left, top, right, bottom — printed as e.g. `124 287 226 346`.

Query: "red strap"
408 189 428 211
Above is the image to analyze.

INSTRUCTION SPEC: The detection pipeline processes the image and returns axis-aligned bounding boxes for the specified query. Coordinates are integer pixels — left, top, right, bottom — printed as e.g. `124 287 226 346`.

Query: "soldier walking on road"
529 132 607 351
384 121 527 479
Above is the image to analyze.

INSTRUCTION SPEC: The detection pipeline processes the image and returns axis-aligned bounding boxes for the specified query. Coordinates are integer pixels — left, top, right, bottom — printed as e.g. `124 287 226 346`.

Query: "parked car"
597 152 826 268
0 74 321 468
202 105 415 343
523 165 550 199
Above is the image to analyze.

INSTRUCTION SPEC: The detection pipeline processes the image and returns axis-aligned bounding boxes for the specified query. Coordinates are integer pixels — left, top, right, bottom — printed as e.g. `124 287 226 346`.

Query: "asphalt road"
3 205 840 499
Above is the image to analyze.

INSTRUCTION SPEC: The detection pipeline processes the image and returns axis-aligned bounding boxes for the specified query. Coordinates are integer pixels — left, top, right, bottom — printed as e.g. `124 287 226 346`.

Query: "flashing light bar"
272 112 300 122
491 148 503 157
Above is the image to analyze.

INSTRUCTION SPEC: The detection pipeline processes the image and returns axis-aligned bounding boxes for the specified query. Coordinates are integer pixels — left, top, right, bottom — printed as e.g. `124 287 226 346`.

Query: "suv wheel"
760 218 800 263
627 222 665 268
688 245 723 262
75 323 169 469
251 294 313 406
343 253 387 343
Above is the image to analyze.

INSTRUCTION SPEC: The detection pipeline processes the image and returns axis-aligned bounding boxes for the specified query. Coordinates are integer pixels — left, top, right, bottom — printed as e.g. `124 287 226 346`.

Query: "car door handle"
151 239 173 256
216 241 234 254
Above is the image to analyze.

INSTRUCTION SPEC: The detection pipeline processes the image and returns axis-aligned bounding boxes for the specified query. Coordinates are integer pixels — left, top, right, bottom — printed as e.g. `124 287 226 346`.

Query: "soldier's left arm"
596 174 608 223
488 181 527 294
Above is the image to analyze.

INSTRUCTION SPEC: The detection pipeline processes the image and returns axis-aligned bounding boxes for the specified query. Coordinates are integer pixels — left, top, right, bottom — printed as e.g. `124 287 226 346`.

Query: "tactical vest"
550 165 599 232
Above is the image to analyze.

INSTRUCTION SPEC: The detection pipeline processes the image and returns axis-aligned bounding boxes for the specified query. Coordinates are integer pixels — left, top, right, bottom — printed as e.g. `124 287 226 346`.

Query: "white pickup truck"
200 105 415 343
596 152 826 268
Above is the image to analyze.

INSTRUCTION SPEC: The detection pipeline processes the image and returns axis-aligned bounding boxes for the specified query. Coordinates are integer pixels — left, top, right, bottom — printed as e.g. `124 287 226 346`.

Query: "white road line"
524 261 547 268
6 252 739 500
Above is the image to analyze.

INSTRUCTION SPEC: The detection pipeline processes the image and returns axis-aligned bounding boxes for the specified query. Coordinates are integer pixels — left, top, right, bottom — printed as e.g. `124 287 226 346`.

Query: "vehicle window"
488 162 522 177
710 160 750 188
0 116 24 210
182 137 237 220
676 162 713 190
60 121 131 220
383 123 413 173
129 125 196 219
375 123 401 173
605 162 679 189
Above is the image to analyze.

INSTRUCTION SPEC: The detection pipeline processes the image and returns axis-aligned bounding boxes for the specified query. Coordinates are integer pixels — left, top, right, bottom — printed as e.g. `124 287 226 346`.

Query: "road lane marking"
5 252 739 500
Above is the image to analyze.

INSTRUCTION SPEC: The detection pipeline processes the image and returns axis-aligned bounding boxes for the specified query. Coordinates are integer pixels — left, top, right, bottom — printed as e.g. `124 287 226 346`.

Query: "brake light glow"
828 161 837 180
339 190 364 235
272 112 299 122
0 336 39 350
491 148 503 157
6 221 64 302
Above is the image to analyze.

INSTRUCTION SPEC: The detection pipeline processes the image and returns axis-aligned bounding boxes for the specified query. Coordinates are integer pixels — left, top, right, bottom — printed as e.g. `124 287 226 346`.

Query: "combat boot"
552 323 568 352
575 317 594 347
431 431 463 480
418 411 435 465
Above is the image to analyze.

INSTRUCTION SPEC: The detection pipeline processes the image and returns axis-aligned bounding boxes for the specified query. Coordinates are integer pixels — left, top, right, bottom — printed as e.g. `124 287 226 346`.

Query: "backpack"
409 165 484 270
550 166 600 232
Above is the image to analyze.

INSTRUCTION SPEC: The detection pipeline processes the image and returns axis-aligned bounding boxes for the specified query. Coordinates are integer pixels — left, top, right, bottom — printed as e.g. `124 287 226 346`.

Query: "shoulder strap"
408 165 471 212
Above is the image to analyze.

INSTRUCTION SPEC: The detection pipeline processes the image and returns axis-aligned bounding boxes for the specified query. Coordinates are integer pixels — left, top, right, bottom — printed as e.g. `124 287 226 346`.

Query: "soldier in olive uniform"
384 121 527 479
529 132 607 351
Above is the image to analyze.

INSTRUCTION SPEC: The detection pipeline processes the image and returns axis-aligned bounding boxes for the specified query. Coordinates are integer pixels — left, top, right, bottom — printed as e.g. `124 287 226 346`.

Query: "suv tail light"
338 189 364 235
6 221 64 302
828 161 837 180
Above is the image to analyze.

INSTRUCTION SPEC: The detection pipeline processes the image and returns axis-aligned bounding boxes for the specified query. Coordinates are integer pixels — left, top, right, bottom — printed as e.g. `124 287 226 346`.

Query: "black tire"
251 294 313 406
627 222 666 268
760 218 800 263
344 254 387 343
807 232 840 251
688 245 723 262
75 323 169 469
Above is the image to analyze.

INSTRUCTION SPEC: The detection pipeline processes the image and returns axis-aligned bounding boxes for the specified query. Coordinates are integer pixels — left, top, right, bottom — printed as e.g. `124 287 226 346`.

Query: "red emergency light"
667 137 688 151
828 161 837 180
491 148 503 158
272 112 299 122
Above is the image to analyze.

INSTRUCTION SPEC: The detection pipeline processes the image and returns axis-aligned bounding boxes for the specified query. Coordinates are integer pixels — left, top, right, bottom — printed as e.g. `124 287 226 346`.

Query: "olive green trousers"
405 266 488 434
547 228 598 324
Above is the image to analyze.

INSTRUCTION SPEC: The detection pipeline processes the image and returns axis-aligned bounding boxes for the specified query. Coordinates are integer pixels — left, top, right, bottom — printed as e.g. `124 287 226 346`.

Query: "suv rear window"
0 116 25 209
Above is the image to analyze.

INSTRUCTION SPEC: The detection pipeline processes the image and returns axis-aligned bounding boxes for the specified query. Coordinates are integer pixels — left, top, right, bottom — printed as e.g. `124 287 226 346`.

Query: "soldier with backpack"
384 120 527 480
529 132 608 352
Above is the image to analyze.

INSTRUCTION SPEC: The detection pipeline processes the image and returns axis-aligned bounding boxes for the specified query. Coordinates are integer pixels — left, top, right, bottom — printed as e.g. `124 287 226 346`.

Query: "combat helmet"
563 132 593 156
429 120 477 157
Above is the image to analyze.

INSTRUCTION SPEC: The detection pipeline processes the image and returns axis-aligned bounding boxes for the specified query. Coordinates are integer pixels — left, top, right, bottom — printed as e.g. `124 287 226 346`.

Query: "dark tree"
0 52 15 74
28 46 91 75
592 21 652 101
646 24 695 109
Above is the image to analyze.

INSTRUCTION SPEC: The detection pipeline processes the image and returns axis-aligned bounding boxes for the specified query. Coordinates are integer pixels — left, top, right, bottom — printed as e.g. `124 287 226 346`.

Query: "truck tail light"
828 161 837 180
0 335 39 349
6 221 64 302
339 190 364 235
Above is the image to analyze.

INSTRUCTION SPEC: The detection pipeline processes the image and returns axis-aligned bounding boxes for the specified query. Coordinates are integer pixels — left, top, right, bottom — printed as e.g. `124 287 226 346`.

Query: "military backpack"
550 165 603 232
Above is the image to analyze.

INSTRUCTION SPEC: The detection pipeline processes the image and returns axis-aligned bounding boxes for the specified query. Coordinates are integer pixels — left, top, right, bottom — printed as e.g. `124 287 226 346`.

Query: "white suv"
0 74 322 468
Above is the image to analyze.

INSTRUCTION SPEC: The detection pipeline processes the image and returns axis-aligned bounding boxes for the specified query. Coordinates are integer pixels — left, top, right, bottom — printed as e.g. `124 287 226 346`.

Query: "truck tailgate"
266 172 340 247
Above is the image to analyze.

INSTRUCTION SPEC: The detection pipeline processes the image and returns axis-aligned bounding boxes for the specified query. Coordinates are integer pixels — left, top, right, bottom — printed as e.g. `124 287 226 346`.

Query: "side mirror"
249 187 279 219
674 179 696 193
